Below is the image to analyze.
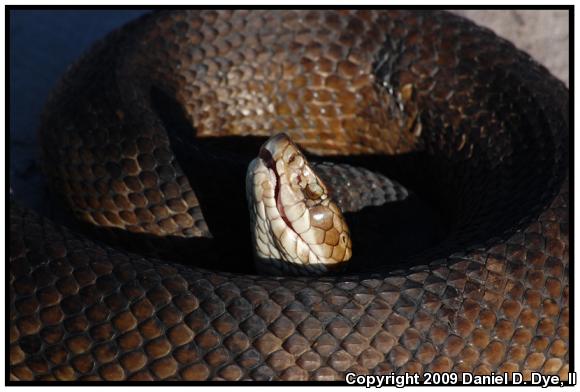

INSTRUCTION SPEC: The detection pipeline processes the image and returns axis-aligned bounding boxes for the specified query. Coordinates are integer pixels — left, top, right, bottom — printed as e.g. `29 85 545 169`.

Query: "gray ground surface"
9 10 570 212
454 10 569 86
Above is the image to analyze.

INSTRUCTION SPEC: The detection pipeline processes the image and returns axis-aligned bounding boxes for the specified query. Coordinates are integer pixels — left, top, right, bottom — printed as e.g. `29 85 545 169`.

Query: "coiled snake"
10 10 569 381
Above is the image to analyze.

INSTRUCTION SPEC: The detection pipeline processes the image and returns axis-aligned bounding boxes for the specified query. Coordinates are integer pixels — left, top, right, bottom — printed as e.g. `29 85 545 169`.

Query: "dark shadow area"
37 79 567 278
151 87 450 274
151 87 553 276
15 11 568 279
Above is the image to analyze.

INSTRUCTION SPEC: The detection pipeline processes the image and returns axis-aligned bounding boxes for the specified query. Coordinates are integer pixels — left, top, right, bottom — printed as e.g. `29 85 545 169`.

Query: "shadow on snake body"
77 86 553 277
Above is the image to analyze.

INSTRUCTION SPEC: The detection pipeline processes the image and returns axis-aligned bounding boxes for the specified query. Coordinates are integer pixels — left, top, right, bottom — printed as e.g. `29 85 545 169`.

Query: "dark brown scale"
10 10 568 381
315 163 409 212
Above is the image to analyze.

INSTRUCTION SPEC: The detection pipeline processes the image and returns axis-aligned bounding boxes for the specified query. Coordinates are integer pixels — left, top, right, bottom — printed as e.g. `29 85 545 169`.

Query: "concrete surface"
454 10 569 86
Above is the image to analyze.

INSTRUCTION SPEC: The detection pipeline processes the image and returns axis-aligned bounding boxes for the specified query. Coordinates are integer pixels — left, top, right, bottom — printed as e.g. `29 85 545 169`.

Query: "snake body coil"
10 10 569 381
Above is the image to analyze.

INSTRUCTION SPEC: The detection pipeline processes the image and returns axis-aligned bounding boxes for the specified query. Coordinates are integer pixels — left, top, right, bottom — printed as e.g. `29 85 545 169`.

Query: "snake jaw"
247 133 352 275
258 143 294 230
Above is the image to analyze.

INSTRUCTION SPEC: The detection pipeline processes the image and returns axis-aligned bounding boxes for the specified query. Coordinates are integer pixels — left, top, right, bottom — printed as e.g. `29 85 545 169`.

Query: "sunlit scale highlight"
246 133 352 274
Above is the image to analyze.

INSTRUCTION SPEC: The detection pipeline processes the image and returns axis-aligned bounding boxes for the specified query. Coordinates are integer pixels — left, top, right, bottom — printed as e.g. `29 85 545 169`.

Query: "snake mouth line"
259 146 294 231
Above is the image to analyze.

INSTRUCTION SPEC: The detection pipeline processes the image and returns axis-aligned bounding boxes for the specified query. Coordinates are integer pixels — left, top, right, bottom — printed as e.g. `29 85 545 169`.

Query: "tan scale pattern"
9 181 569 380
134 10 421 154
40 10 420 239
12 10 569 381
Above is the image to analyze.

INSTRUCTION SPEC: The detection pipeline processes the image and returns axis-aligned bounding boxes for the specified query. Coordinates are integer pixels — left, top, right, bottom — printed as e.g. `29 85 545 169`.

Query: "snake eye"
305 182 323 200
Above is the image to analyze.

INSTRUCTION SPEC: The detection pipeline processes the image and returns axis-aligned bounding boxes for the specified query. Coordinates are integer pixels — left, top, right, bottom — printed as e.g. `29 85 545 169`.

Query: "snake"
9 10 569 382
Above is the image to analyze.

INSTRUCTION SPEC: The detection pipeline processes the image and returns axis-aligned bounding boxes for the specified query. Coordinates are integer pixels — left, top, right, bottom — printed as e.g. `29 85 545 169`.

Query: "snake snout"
260 132 292 159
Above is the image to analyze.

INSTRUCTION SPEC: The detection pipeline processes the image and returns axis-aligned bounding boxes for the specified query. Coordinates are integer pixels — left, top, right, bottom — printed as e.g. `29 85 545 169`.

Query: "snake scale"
10 10 569 381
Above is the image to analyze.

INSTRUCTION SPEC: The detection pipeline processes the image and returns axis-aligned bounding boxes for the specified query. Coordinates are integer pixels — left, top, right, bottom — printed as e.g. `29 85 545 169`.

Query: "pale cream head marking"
246 133 352 274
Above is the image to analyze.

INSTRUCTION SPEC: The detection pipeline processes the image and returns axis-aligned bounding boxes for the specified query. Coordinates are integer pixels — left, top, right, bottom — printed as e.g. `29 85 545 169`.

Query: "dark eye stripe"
305 183 322 199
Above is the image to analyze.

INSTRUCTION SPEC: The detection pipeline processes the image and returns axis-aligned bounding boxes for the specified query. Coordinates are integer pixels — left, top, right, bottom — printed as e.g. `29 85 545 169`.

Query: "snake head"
246 133 352 275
